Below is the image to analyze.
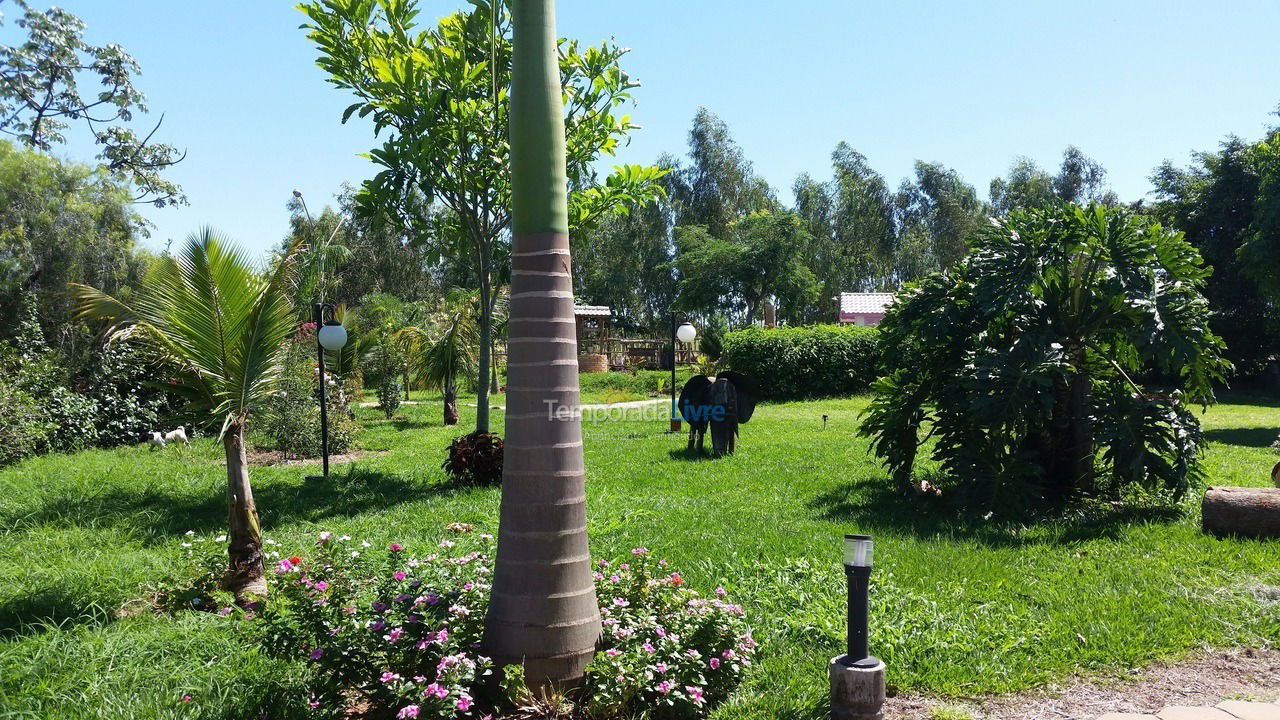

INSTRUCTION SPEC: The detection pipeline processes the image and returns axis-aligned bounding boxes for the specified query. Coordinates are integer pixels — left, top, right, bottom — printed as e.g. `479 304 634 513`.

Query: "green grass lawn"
1 393 1277 718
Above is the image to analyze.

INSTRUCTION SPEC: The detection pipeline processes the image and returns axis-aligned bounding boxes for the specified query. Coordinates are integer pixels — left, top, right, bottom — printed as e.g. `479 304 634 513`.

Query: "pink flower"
380 672 401 684
387 628 403 642
715 587 727 596
686 685 705 706
389 543 404 552
317 531 332 545
393 571 407 580
456 694 473 712
656 680 673 694
642 642 656 654
655 626 667 638
181 695 192 703
423 683 449 699
275 558 295 574
397 706 420 719
631 547 649 555
613 597 629 607
314 581 328 592
610 574 620 583
605 648 621 657
655 663 668 673
309 648 324 660
709 657 720 670
722 648 735 659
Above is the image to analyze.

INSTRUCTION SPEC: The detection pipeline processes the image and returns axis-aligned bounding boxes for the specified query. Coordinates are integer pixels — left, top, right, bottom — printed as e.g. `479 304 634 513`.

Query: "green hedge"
722 324 880 400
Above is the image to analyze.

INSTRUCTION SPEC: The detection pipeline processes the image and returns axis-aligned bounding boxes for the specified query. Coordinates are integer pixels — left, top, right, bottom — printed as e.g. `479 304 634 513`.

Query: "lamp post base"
670 419 682 433
829 655 885 720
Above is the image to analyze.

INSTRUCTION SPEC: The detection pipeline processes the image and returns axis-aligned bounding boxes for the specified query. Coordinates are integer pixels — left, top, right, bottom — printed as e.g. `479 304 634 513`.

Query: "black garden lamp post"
313 302 348 477
829 533 885 720
669 313 697 432
842 534 878 667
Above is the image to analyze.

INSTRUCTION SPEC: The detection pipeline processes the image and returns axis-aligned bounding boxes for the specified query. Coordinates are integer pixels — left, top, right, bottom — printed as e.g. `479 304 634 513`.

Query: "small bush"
0 374 50 465
442 432 503 486
168 530 755 720
722 324 880 400
262 334 359 458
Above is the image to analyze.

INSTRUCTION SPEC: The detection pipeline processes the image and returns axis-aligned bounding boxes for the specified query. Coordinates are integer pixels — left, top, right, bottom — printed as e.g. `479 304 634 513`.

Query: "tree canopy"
860 203 1229 513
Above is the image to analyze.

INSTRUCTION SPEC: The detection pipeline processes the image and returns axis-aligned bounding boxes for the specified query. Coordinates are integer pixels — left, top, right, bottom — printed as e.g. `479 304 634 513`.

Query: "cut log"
1202 486 1280 539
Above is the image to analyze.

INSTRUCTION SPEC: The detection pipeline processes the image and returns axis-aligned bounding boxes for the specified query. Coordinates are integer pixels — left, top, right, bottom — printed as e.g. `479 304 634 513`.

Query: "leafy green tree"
673 212 820 325
894 160 988 270
483 0 600 688
861 204 1229 513
990 146 1115 216
73 229 302 601
1238 130 1280 306
667 108 776 236
299 0 665 435
0 140 150 357
1150 134 1280 374
0 0 184 206
793 142 898 320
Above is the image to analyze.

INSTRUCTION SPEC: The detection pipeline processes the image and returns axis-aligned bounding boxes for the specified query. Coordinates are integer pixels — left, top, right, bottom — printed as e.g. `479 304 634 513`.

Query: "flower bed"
167 528 754 719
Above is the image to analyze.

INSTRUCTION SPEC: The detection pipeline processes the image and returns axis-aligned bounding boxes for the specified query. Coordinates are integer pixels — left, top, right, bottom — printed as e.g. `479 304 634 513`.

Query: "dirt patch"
886 648 1280 720
244 449 388 467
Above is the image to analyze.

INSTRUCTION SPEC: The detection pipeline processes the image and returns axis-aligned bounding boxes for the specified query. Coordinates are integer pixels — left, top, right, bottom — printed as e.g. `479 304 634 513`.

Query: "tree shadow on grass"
808 474 1183 548
666 447 723 463
1205 427 1279 448
0 468 473 638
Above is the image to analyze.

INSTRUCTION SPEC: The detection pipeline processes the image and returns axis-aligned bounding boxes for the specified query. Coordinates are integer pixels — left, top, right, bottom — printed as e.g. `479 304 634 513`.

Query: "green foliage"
860 204 1230 512
722 324 880 400
698 314 728 361
262 333 358 459
673 212 820 325
1238 131 1280 305
989 146 1115 216
0 3 184 206
442 431 504 487
72 228 301 435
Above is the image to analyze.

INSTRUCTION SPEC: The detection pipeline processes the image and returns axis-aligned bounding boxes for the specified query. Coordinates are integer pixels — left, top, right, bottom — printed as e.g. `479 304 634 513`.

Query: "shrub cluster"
262 327 359 458
167 530 755 719
442 432 503 486
722 324 880 400
0 298 179 465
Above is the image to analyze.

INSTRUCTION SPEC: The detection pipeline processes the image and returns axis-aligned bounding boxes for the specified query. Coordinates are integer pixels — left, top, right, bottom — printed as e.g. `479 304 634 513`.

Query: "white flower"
215 535 227 542
181 542 192 548
361 540 371 548
185 530 195 536
339 535 351 542
351 551 360 558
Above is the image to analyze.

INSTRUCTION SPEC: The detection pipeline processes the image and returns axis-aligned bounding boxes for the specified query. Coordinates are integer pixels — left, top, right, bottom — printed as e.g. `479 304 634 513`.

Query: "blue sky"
16 0 1280 257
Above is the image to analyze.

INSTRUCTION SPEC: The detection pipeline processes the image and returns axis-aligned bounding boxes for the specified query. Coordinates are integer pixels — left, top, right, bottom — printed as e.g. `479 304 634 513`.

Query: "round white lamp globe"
317 323 348 351
676 322 697 344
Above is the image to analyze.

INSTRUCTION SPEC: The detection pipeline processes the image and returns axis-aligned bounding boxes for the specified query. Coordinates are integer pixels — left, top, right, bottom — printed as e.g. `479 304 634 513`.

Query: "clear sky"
20 0 1280 257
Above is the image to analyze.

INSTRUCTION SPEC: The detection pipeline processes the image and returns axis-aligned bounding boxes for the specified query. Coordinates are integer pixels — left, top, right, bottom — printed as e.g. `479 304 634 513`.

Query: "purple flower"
309 648 324 660
631 547 650 555
389 543 404 552
393 571 407 580
709 657 720 670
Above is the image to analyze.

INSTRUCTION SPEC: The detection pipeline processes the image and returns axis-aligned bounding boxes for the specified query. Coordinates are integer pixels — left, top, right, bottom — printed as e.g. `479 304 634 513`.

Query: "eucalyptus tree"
73 229 301 600
0 0 184 206
894 161 987 270
482 0 600 689
990 146 1115 216
299 0 665 436
861 204 1229 513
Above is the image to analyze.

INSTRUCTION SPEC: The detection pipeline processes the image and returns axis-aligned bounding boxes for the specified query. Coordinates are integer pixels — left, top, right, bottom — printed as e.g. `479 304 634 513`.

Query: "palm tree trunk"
444 382 459 426
222 419 266 602
484 0 601 691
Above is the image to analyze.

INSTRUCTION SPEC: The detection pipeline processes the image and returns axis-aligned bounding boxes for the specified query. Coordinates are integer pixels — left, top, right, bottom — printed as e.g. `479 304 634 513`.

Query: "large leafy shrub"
860 204 1229 512
263 328 359 458
168 530 754 719
722 324 880 400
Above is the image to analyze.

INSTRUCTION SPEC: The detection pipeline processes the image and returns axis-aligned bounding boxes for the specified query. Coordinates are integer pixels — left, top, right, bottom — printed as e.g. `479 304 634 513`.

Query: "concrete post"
830 655 885 720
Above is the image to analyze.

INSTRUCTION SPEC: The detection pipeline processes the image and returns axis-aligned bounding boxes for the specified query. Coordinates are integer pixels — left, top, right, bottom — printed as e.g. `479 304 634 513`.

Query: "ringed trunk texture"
1202 486 1280 539
483 0 601 691
222 420 266 602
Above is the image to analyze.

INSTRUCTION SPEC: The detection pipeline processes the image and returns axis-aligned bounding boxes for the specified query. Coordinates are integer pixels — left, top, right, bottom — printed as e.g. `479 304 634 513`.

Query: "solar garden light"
830 533 886 720
312 302 348 478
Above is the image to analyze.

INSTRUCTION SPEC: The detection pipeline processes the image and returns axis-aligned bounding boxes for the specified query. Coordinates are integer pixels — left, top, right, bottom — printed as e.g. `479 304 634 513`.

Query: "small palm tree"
72 228 301 601
398 289 480 425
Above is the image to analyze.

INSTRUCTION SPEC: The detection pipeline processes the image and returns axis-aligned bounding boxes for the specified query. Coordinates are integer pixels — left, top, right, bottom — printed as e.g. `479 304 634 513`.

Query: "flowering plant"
167 531 754 719
582 548 756 718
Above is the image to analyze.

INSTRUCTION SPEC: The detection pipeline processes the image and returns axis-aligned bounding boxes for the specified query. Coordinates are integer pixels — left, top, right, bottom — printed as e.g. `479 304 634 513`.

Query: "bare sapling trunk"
223 419 266 602
476 290 492 433
484 0 601 691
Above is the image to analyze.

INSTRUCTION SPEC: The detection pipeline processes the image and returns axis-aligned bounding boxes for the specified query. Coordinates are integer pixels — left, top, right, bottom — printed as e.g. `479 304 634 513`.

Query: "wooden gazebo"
574 305 611 372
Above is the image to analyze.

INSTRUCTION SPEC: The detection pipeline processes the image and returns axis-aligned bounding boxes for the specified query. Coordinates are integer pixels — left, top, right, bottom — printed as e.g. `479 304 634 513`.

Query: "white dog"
147 427 190 450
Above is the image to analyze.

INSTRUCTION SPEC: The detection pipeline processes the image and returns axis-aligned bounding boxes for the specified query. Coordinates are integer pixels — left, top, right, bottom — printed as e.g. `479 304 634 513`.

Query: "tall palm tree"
483 0 601 689
397 289 480 425
72 229 301 601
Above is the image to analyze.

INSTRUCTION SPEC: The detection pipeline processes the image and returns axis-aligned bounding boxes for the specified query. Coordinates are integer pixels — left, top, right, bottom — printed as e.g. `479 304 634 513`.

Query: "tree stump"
1202 486 1280 539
